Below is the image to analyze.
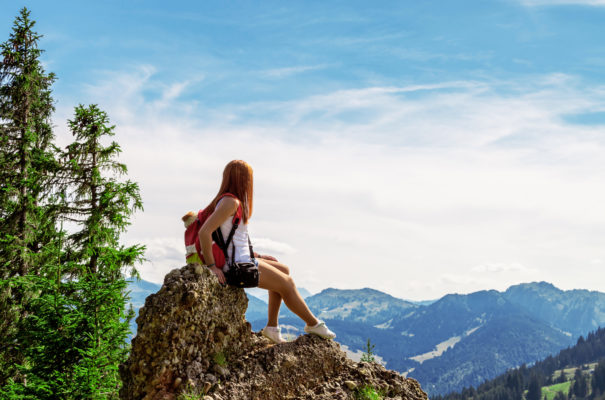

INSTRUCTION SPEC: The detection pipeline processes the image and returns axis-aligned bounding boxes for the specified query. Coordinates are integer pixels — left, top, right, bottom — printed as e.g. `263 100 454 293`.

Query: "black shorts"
224 261 259 288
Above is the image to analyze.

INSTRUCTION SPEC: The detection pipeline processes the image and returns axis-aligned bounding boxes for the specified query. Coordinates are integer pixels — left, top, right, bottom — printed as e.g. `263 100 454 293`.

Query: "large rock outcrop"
120 264 427 400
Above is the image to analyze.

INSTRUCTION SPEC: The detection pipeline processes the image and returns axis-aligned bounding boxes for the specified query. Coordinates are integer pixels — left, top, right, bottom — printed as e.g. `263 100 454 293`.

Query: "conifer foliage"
63 104 144 277
62 103 144 397
436 328 605 400
0 8 145 398
592 359 605 398
0 6 60 384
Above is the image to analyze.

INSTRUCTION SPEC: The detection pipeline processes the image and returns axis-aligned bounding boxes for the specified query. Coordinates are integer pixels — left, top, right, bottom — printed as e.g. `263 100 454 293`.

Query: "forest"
435 327 605 400
0 8 144 399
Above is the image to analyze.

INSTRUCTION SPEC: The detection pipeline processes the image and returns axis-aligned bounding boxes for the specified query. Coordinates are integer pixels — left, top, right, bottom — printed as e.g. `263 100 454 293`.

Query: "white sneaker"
261 326 287 344
304 321 336 340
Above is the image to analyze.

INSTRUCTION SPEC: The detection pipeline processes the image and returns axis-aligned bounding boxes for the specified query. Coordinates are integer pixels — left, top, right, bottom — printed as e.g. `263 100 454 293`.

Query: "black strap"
231 235 236 265
248 236 255 261
214 215 239 259
224 216 240 253
214 217 256 264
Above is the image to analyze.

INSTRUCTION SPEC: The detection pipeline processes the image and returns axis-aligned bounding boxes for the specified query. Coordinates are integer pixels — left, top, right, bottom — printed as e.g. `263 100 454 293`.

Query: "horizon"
133 277 603 303
2 1 604 301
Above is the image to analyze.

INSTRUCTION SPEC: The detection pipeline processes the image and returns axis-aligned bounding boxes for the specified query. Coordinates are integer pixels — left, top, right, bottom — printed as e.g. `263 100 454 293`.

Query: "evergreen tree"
591 359 605 398
361 338 377 363
61 104 144 397
0 6 59 384
0 229 85 399
1 104 145 398
558 370 568 384
506 368 524 398
528 374 543 400
572 368 588 398
0 8 145 398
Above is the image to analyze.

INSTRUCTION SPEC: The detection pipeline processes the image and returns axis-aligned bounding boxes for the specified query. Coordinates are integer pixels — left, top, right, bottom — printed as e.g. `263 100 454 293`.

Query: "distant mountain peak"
508 281 558 291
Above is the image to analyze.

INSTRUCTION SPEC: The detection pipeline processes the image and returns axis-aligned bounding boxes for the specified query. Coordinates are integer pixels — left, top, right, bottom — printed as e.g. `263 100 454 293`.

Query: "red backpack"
183 193 243 268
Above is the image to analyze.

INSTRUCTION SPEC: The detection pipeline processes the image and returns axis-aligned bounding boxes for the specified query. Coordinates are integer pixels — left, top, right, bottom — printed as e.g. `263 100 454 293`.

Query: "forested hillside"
245 283 605 395
435 327 605 400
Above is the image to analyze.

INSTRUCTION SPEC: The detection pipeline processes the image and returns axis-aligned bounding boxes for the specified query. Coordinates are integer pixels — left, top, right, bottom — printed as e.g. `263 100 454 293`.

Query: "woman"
198 160 336 344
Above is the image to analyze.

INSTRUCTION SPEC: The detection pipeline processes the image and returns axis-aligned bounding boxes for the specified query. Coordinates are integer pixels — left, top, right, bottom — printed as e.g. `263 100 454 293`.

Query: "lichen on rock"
119 264 427 400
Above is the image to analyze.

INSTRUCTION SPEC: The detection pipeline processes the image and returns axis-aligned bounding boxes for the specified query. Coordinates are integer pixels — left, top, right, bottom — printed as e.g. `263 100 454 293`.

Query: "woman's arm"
198 196 239 284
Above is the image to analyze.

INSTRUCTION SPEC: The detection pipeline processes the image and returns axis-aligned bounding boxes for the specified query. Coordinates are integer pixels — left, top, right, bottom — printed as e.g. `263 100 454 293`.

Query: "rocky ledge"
120 264 427 400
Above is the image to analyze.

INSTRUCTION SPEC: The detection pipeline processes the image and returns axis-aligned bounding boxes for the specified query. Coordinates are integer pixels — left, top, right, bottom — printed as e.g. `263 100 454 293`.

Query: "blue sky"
3 1 605 299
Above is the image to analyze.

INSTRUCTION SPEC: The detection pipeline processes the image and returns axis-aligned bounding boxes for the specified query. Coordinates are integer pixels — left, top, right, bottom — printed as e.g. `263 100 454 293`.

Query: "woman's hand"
258 254 278 262
209 265 226 285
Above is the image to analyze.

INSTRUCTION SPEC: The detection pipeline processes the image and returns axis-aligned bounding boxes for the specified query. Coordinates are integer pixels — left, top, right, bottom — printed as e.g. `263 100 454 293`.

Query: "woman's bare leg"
258 259 318 327
264 260 289 327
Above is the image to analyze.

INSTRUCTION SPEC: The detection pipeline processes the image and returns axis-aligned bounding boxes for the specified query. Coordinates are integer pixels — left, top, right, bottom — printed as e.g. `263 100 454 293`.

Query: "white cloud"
54 66 605 300
259 64 331 79
252 237 297 256
471 263 536 274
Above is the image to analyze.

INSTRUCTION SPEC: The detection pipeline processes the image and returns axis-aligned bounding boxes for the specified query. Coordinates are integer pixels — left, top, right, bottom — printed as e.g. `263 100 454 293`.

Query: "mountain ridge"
127 279 605 395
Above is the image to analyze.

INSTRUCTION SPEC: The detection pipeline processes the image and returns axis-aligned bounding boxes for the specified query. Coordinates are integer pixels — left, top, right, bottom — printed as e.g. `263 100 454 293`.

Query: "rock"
119 264 251 399
212 364 229 377
119 263 427 400
173 377 182 389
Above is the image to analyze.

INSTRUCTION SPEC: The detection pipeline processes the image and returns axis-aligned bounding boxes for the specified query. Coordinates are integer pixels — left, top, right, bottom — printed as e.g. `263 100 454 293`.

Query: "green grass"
354 385 384 400
177 392 203 400
213 351 227 367
550 362 598 382
541 381 571 400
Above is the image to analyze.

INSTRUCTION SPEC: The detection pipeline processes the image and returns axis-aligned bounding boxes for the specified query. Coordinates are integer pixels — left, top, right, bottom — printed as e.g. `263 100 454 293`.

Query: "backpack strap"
228 226 255 264
213 195 256 264
213 193 243 262
248 236 255 262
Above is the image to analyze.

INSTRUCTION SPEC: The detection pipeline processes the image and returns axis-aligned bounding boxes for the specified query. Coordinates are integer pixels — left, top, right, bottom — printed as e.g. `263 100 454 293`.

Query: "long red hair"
206 160 254 224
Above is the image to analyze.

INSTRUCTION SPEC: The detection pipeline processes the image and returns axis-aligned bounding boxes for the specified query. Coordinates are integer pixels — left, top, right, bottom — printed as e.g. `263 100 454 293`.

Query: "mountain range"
127 278 605 396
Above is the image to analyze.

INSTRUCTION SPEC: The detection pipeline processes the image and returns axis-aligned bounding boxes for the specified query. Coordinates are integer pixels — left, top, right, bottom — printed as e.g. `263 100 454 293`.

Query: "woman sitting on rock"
195 159 335 344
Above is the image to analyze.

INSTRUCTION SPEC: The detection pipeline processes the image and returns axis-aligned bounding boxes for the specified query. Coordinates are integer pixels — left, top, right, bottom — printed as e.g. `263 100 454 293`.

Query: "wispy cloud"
252 237 297 255
259 64 332 79
54 66 605 299
472 263 537 274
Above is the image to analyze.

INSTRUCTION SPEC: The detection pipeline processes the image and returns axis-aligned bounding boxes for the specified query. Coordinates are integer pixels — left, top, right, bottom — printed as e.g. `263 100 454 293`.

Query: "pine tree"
528 374 543 400
0 6 59 384
558 369 567 384
592 359 605 397
361 338 377 363
0 104 145 398
0 229 85 399
0 8 145 398
61 104 145 397
572 368 588 398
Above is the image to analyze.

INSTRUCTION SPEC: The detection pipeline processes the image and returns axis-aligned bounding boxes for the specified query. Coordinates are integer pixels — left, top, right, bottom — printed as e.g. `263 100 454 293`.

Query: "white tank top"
217 199 252 263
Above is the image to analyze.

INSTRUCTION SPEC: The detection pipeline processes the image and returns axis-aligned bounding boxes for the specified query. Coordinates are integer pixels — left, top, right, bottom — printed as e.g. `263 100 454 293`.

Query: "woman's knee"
278 275 295 294
267 260 290 276
258 260 293 293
